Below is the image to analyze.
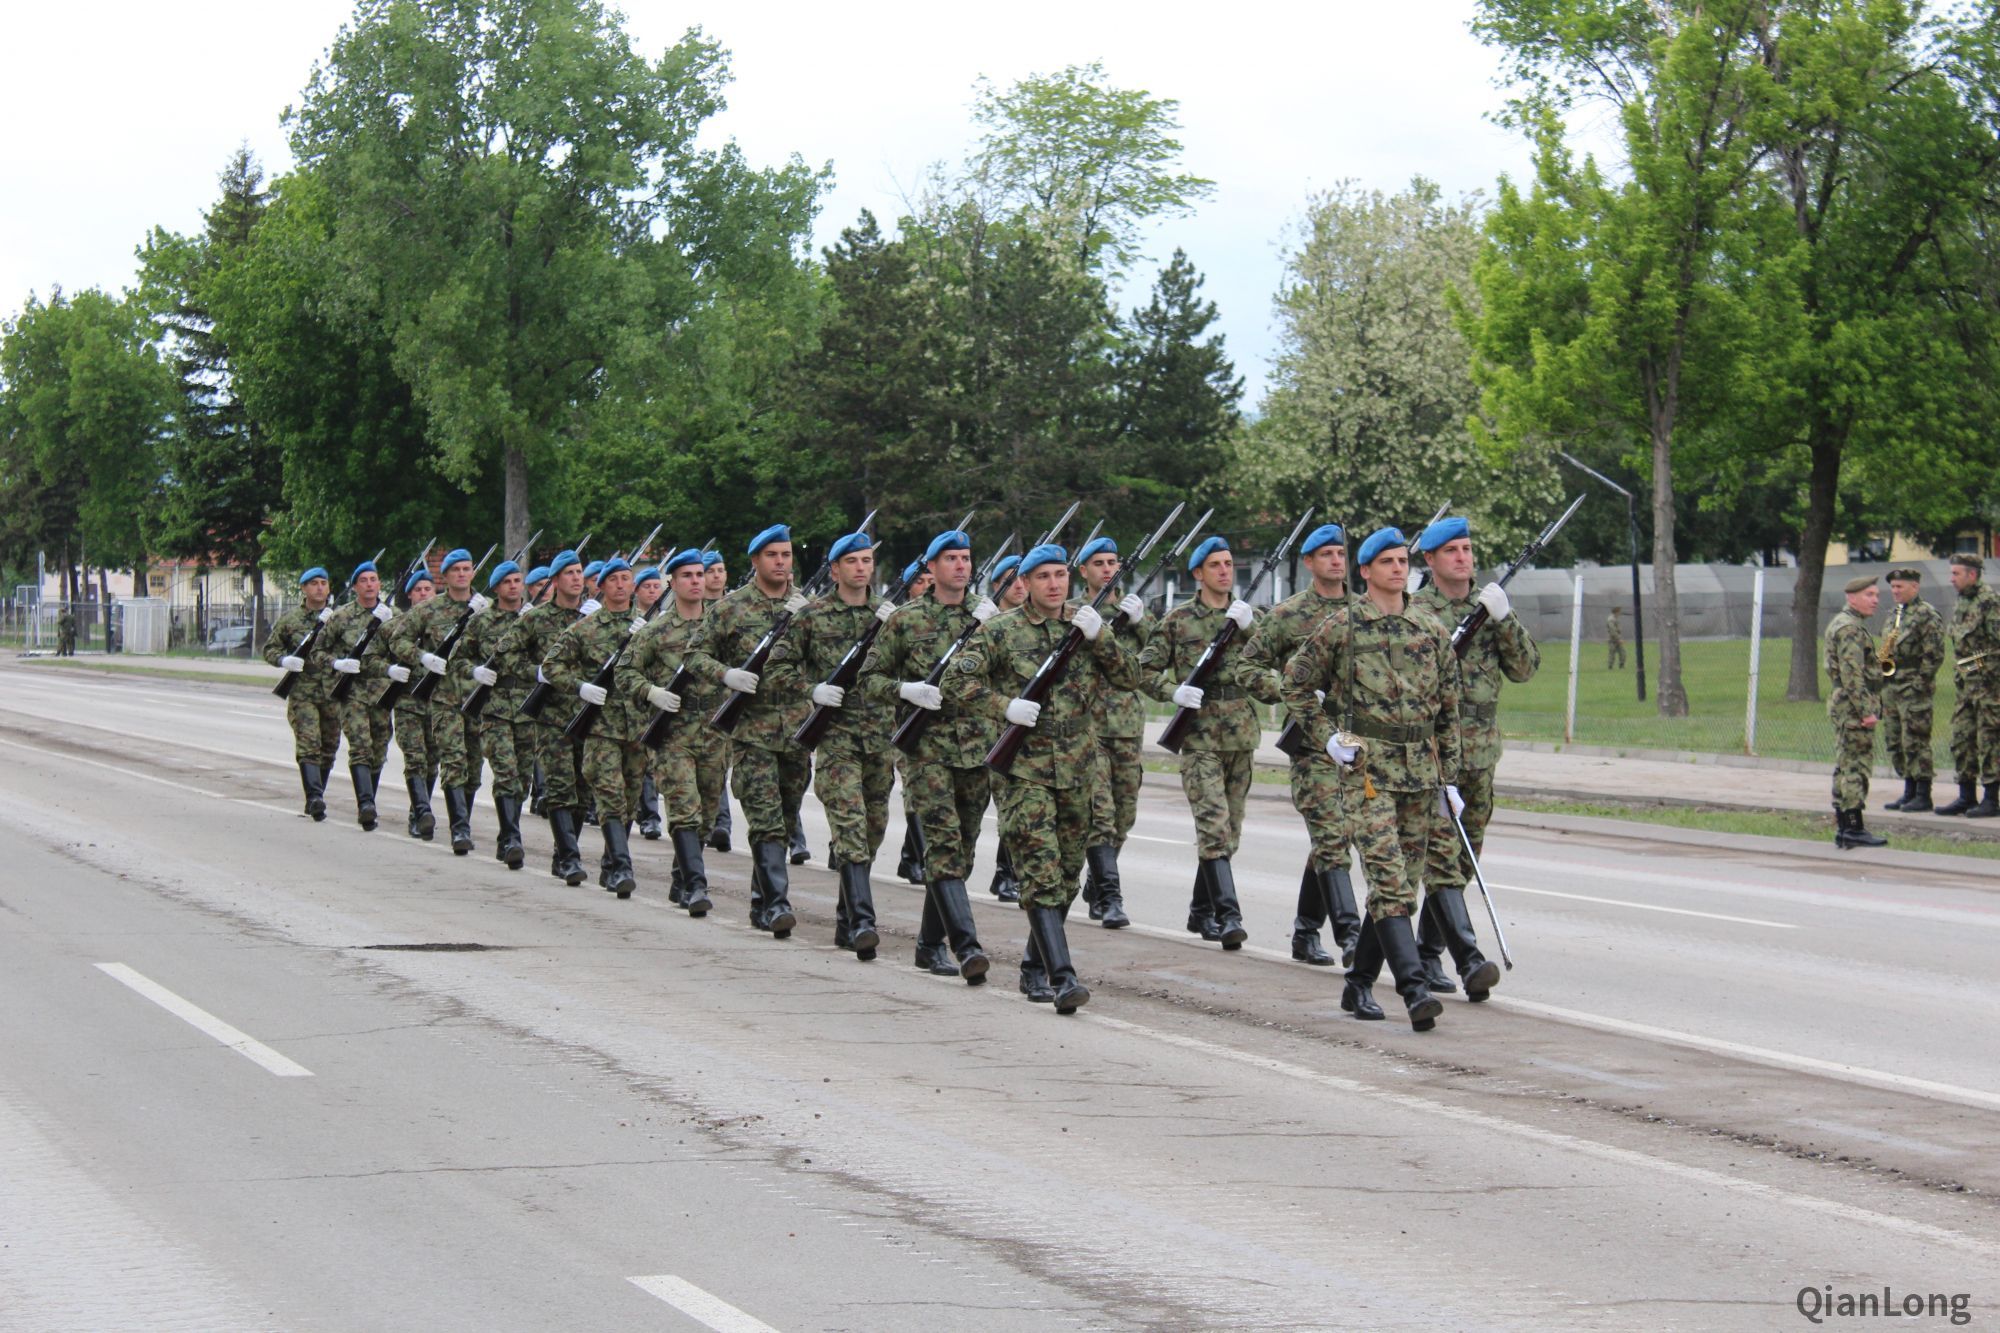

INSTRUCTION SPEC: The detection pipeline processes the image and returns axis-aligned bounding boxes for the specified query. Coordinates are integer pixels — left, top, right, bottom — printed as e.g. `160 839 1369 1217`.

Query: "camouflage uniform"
1881 597 1945 782
460 604 533 797
767 591 895 866
325 599 398 768
620 606 710 834
499 600 587 810
1948 581 2000 787
1606 611 1626 668
685 583 811 844
545 605 648 822
263 604 343 766
1824 608 1882 810
1139 600 1260 859
1079 594 1152 849
385 593 484 792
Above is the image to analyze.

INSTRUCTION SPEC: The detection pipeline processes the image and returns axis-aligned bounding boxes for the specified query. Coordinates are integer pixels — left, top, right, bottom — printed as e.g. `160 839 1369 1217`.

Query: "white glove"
316 606 333 623
421 652 449 675
372 603 393 623
1004 697 1041 728
1072 604 1104 640
785 593 809 614
332 657 361 675
1118 593 1145 622
874 600 896 622
1477 582 1512 622
578 682 608 707
280 655 305 673
580 598 601 615
1439 784 1465 819
1225 599 1254 630
723 668 760 694
647 685 681 713
811 683 846 708
1172 683 1205 710
971 596 999 624
1326 736 1358 765
536 666 548 683
471 665 498 687
386 664 412 683
470 593 490 612
899 681 942 711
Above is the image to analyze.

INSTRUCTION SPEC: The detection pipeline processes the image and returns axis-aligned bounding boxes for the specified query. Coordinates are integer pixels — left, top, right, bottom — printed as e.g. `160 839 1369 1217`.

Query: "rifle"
631 539 726 748
407 542 500 704
1068 518 1106 569
452 528 549 718
985 502 1189 775
707 510 876 736
1112 505 1208 630
625 521 665 571
273 549 383 700
1447 493 1585 658
370 538 439 708
891 501 1081 755
1156 508 1317 756
324 545 398 704
560 592 662 744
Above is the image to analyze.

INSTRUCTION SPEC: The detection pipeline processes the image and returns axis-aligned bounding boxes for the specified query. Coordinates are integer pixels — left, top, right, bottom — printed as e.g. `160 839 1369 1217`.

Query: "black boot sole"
307 801 326 821
563 867 587 886
1054 984 1090 1015
1462 960 1501 997
612 878 636 899
1100 914 1129 929
503 847 524 870
1220 924 1248 949
1409 997 1443 1031
707 834 730 852
852 929 880 956
959 954 990 983
685 898 711 917
766 911 796 936
1341 985 1385 1021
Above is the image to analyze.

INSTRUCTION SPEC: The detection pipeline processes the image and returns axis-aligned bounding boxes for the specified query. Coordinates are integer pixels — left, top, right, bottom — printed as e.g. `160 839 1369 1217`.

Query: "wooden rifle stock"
707 615 790 735
271 613 329 699
792 606 894 751
409 601 477 703
983 583 1119 775
330 607 391 703
1155 619 1245 755
561 632 636 744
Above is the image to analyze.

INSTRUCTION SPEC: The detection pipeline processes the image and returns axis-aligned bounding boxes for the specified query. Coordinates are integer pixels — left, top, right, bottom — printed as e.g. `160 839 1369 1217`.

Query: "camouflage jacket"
322 598 398 706
1606 613 1624 643
1138 598 1261 752
1883 597 1945 697
1412 585 1539 772
456 604 525 715
1279 594 1462 792
948 604 1138 788
544 605 646 743
617 603 708 747
684 583 806 753
496 599 585 724
263 603 338 702
1824 610 1883 727
1950 582 2000 690
766 590 894 755
860 593 990 769
1071 591 1151 739
384 592 480 707
1235 586 1346 729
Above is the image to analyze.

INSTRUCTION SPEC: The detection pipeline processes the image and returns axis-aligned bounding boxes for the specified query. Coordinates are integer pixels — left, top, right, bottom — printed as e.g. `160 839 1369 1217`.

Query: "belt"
1458 701 1498 723
1348 717 1434 746
1201 685 1247 702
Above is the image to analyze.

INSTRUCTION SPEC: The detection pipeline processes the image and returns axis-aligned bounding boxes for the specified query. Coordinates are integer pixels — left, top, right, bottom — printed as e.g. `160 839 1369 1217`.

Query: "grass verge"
1501 795 2000 862
16 657 265 690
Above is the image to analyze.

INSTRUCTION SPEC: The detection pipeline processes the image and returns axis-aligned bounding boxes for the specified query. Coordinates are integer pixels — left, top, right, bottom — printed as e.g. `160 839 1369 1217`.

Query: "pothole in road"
358 942 513 952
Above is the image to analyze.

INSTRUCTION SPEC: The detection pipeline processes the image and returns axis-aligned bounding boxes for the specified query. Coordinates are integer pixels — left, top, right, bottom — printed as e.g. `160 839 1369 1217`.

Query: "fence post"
1566 572 1583 744
1745 565 1765 755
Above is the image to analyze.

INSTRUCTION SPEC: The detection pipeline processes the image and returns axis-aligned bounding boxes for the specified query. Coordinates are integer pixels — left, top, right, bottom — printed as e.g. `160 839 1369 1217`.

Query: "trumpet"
1958 650 1993 669
1879 603 1904 678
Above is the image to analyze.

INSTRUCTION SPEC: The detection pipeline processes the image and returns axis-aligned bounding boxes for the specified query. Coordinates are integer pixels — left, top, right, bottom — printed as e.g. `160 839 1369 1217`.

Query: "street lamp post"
1558 451 1647 703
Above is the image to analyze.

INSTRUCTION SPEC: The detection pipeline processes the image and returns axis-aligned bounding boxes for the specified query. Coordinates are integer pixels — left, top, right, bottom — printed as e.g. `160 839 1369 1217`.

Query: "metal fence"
4 593 301 657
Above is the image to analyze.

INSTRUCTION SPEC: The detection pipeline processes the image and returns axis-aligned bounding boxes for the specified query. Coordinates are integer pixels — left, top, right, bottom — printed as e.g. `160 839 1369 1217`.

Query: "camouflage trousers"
1832 724 1876 809
340 699 394 770
732 742 809 843
996 777 1090 912
430 702 483 790
1288 750 1354 870
695 725 731 831
1882 686 1936 779
1424 765 1495 891
1607 640 1626 669
1343 774 1431 920
395 701 436 786
285 693 343 767
904 758 990 881
1949 678 2000 784
480 707 538 798
534 724 585 810
1178 749 1253 859
650 734 704 833
816 741 894 866
1087 733 1145 848
583 734 648 823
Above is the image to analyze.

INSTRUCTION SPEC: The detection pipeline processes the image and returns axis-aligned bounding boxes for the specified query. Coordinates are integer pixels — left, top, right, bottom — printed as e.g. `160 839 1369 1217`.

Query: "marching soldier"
263 566 344 820
1139 535 1258 949
619 548 715 916
521 564 551 816
1280 527 1458 1032
1237 523 1362 966
860 530 997 981
496 549 590 883
545 558 647 897
390 567 439 838
984 553 1027 904
685 525 811 938
1075 536 1150 929
387 548 488 855
326 559 397 831
1880 567 1946 813
894 558 931 887
631 566 666 839
1606 607 1626 669
1411 517 1533 1000
1825 575 1888 848
461 560 532 869
1937 555 2000 817
766 531 894 960
582 561 604 605
699 549 735 853
949 543 1139 1014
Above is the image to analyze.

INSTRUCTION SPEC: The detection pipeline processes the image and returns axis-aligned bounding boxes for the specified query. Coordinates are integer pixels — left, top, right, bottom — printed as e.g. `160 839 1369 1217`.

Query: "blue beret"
525 566 551 586
828 531 873 562
924 529 971 563
1018 544 1067 578
1357 526 1409 565
1301 524 1346 556
547 549 580 576
1187 535 1230 572
990 555 1022 584
665 548 704 574
298 566 329 586
701 550 724 569
404 568 434 594
349 559 377 582
583 561 605 580
901 559 922 585
597 557 632 579
633 566 661 586
747 524 791 557
487 560 521 589
439 548 473 572
1416 516 1470 553
1077 536 1118 564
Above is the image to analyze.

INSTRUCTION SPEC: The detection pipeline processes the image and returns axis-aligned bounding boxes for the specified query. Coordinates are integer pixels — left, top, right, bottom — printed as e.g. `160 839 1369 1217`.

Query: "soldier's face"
600 569 635 610
1363 549 1409 594
1889 578 1918 605
444 562 473 595
1196 551 1234 597
302 578 329 608
931 549 972 593
1083 552 1120 590
834 550 874 592
555 566 583 599
353 571 380 605
408 582 434 605
1303 546 1345 589
1027 564 1070 615
1001 576 1029 608
1951 564 1979 594
908 572 933 599
495 572 524 609
1850 586 1880 617
704 564 727 595
1427 537 1475 585
753 543 793 588
672 566 705 605
635 579 662 609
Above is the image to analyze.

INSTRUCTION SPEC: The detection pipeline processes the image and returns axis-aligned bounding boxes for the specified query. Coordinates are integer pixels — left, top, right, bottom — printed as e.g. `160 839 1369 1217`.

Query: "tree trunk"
504 442 530 557
1786 436 1841 701
1650 416 1689 717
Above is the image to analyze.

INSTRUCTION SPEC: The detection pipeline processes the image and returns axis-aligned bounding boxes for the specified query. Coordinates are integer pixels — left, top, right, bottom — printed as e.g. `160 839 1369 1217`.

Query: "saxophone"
1878 602 1904 678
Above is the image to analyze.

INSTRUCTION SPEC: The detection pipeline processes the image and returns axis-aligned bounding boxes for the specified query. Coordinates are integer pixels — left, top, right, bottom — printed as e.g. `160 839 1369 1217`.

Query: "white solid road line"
94 963 314 1078
628 1275 780 1332
1494 883 1800 929
1087 1013 1998 1259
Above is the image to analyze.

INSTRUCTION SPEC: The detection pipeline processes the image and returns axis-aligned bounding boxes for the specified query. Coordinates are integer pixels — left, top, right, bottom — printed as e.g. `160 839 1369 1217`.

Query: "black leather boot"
897 814 927 885
1905 777 1934 813
667 849 687 905
1187 863 1221 941
298 762 327 821
1321 865 1362 968
1416 896 1459 993
1202 859 1247 949
494 794 525 870
1018 932 1055 1002
1428 887 1501 1000
1340 916 1386 1021
707 801 732 852
840 862 880 960
406 776 435 840
1082 853 1103 919
989 843 1020 902
914 892 959 976
931 878 990 982
1375 912 1443 1031
1027 905 1089 1014
602 820 636 899
1088 845 1129 928
788 810 810 865
638 777 663 839
444 786 473 855
345 765 375 831
1883 777 1912 811
1291 862 1333 964
1935 779 1978 816
529 762 546 817
1969 784 2000 819
549 809 587 885
672 828 711 916
1834 807 1888 849
752 841 796 936
583 795 599 827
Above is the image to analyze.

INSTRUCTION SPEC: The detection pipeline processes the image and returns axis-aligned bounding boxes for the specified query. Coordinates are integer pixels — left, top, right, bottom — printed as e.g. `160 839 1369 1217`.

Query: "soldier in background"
390 568 439 839
620 548 715 916
461 560 532 870
985 554 1028 904
894 558 932 887
263 567 343 821
545 559 646 897
326 560 396 832
1937 554 2000 818
499 550 589 882
631 566 666 840
699 549 735 853
1879 567 1945 813
1606 606 1626 669
1075 535 1149 929
1825 575 1888 848
56 604 76 655
387 548 488 855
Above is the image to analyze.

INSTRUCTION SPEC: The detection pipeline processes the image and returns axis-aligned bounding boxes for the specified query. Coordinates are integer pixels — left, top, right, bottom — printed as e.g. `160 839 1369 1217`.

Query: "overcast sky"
1 1 1551 403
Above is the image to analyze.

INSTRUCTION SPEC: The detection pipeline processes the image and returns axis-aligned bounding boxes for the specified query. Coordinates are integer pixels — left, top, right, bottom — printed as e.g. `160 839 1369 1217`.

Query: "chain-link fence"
5 592 301 657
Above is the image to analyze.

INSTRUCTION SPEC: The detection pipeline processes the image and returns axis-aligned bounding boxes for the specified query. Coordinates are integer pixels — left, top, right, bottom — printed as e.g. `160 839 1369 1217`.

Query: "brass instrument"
1958 650 1993 669
1879 602 1904 678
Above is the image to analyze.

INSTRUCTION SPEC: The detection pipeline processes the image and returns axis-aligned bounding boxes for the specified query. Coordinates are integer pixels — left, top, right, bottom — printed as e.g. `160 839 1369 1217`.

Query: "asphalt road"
1 661 1996 1330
